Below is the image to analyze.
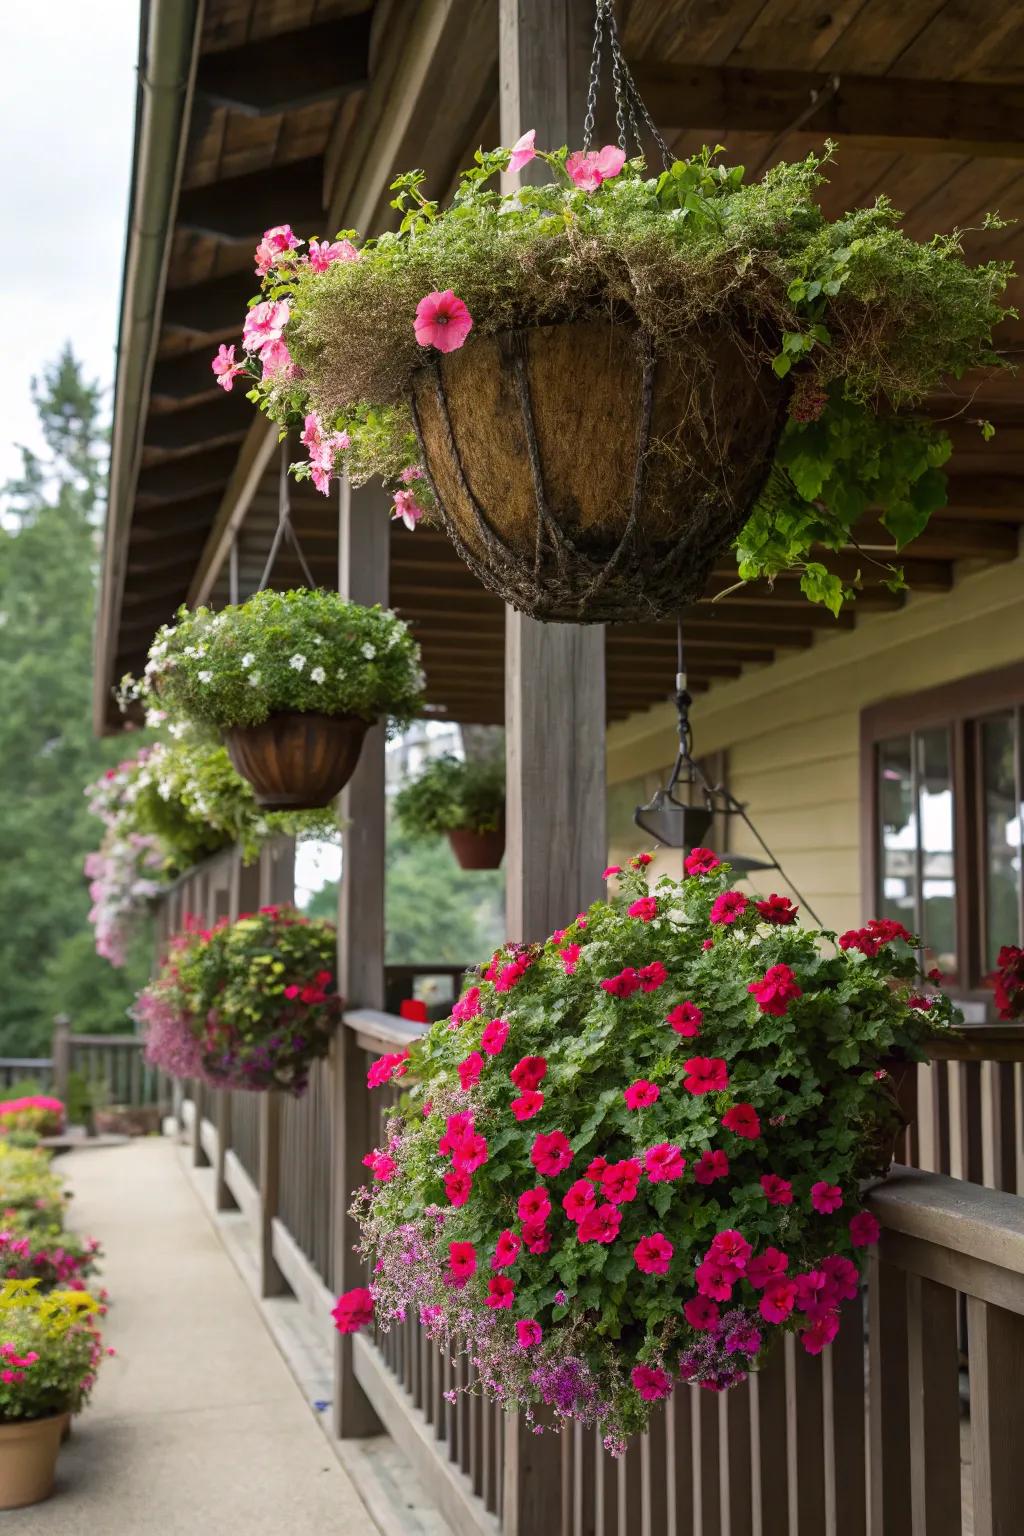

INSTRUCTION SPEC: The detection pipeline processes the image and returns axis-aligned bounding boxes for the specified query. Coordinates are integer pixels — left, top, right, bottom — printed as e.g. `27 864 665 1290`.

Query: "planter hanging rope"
257 439 317 592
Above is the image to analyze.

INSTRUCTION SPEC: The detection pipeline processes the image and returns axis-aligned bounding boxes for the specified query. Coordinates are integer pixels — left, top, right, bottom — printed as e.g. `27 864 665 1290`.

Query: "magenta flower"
510 1055 547 1091
507 129 537 175
681 1056 728 1095
637 961 668 992
745 1247 789 1290
624 1079 660 1110
517 1187 550 1225
562 1179 596 1224
721 1102 761 1140
755 893 799 925
600 967 642 998
452 986 482 1023
684 1295 720 1332
709 890 748 926
331 1286 373 1334
760 1173 793 1206
480 1018 509 1055
492 1229 521 1268
665 1001 702 1038
516 1318 543 1350
308 237 360 272
242 298 290 351
600 1158 642 1205
447 1241 477 1281
602 864 622 879
748 963 803 1017
811 1181 843 1215
684 847 720 876
485 1276 515 1310
693 1149 729 1185
759 1278 797 1324
645 1143 685 1183
849 1210 881 1247
414 290 473 352
254 224 300 275
531 1131 573 1177
211 343 245 392
801 1312 840 1355
259 338 294 381
695 1259 733 1302
391 489 424 530
577 1203 621 1244
444 1170 472 1207
631 1364 673 1401
627 896 658 922
558 943 581 975
511 1089 544 1121
565 143 626 191
634 1233 673 1275
458 1052 484 1091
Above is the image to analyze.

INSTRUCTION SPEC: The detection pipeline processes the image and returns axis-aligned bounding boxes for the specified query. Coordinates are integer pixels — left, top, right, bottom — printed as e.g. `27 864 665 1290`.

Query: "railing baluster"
824 1286 867 1536
906 1274 961 1536
720 1378 753 1536
786 1335 825 1535
752 1348 788 1536
868 1254 912 1536
967 1297 1024 1536
695 1386 721 1535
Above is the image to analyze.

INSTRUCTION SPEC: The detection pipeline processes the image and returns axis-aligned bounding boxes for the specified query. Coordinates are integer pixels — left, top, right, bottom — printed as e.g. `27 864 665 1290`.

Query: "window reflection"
877 729 956 982
981 713 1021 971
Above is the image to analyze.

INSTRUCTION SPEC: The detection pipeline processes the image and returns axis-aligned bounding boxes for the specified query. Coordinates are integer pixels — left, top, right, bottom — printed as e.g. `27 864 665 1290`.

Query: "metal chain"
581 0 607 152
580 0 672 167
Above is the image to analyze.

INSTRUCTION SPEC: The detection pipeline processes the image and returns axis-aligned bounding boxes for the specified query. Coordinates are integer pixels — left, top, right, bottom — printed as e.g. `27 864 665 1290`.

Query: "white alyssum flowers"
310 666 326 684
289 654 307 672
240 652 255 669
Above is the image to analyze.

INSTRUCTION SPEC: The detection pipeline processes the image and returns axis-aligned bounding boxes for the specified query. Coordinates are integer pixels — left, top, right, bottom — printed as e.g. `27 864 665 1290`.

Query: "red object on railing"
400 999 429 1024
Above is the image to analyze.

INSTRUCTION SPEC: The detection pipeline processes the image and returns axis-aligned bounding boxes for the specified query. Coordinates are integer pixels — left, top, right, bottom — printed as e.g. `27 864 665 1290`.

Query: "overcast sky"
2 6 139 484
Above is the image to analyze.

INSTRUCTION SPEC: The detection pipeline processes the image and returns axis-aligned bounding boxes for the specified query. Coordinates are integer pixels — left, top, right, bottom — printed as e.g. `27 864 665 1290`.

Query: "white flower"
248 671 262 687
361 643 376 661
311 635 323 646
289 654 306 672
310 666 326 684
198 670 213 684
183 646 199 659
386 629 402 650
240 652 255 669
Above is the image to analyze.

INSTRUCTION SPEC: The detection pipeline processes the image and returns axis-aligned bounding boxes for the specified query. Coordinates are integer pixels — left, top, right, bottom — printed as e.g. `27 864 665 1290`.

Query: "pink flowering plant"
138 906 340 1094
216 136 1008 609
0 1285 105 1423
0 1098 64 1139
345 854 955 1451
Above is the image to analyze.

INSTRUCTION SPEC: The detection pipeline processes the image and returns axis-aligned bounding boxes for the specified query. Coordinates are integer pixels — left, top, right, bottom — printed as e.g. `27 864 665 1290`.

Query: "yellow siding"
606 552 1024 932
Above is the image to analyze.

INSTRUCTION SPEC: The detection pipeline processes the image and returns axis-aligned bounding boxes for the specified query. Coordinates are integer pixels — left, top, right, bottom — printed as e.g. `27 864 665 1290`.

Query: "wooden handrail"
925 1024 1024 1062
343 1008 428 1055
870 1165 1024 1275
68 1033 145 1048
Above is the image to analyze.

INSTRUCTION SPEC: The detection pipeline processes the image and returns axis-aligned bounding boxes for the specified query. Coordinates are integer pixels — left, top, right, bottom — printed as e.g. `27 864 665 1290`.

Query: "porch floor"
6 1139 369 1535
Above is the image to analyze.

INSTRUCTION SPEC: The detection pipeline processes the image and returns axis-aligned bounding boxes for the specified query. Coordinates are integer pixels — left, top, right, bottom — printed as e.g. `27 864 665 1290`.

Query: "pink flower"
332 1286 373 1334
511 1090 544 1121
666 1001 703 1037
684 1295 720 1331
624 1079 660 1110
600 1158 642 1205
801 1312 841 1355
849 1210 881 1247
414 290 473 352
559 944 581 975
685 847 720 876
908 994 935 1012
308 237 360 272
400 465 424 484
760 1174 794 1206
507 129 537 174
811 1181 843 1215
709 890 748 926
531 1131 573 1177
521 1220 550 1255
510 1055 547 1091
367 1049 410 1088
682 1056 728 1095
493 1229 521 1268
480 1018 509 1055
452 986 482 1023
638 961 668 992
602 865 622 879
211 342 245 392
517 1188 551 1225
721 1102 761 1139
746 1247 789 1290
259 338 294 380
695 1259 734 1301
562 1179 597 1223
577 1203 621 1244
759 1278 798 1324
819 1255 859 1303
631 852 653 869
631 1364 673 1401
516 1318 543 1349
748 963 803 1017
444 1171 472 1207
645 1143 685 1183
486 1276 515 1309
242 298 290 351
363 1151 397 1182
565 144 626 191
438 1112 474 1155
584 1156 607 1183
254 224 300 275
725 1320 762 1357
458 1052 484 1091
709 1229 752 1272
392 489 424 530
755 893 799 925
447 1241 477 1281
450 1132 488 1174
693 1149 729 1185
634 1233 673 1275
627 896 658 922
600 967 641 998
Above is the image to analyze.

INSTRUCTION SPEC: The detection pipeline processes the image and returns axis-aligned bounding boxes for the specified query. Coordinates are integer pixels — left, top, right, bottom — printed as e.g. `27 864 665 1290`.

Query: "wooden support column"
332 478 389 1439
500 4 604 1529
968 1297 1024 1536
52 1015 71 1104
191 868 212 1169
258 837 294 1297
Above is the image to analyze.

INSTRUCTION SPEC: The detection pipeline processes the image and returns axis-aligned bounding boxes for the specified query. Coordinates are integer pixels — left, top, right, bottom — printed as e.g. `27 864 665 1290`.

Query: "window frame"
860 661 1024 1002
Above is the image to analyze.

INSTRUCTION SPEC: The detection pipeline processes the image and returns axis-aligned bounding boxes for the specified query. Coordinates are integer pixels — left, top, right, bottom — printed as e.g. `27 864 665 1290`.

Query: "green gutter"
93 0 203 734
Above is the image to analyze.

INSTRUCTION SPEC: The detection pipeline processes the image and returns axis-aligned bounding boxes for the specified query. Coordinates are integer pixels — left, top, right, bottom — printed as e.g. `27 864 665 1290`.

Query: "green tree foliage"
0 349 145 1053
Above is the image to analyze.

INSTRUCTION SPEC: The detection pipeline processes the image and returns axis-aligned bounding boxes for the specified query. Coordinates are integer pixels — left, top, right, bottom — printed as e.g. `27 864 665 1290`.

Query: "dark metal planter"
225 711 370 810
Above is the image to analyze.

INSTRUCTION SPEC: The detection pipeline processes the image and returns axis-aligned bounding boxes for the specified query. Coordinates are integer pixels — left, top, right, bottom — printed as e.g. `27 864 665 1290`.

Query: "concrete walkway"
7 1138 371 1535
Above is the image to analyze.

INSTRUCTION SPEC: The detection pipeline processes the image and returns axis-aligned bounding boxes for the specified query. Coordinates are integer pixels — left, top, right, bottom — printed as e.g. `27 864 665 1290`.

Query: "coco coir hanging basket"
409 319 788 623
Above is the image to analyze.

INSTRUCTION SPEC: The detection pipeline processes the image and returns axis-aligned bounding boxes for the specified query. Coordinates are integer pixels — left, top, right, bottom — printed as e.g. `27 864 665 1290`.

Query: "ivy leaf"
799 564 845 616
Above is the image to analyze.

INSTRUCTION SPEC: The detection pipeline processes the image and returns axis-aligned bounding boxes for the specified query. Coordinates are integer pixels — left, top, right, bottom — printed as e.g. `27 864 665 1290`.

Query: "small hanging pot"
225 712 370 811
447 821 506 870
409 321 788 623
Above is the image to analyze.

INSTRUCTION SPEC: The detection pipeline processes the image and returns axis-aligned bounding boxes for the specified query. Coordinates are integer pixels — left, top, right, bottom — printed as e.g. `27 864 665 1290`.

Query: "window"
862 665 1024 999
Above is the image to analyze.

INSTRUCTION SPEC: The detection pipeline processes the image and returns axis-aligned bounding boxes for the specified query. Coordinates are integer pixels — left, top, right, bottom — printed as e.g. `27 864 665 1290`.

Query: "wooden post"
191 869 212 1169
968 1297 1024 1536
499 3 604 1528
214 851 262 1212
331 477 389 1438
258 837 294 1297
52 1016 71 1104
868 1253 912 1535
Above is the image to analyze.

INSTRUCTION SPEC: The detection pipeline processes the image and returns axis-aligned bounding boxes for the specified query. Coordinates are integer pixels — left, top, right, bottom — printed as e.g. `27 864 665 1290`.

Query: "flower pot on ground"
138 906 342 1095
393 752 505 868
0 1288 104 1509
128 589 424 811
220 142 1010 621
341 851 957 1453
91 1104 163 1138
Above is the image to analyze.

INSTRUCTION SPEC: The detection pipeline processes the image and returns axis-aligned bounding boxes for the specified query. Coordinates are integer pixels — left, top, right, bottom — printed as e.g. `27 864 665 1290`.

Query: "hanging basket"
447 822 505 870
225 711 370 810
409 321 788 623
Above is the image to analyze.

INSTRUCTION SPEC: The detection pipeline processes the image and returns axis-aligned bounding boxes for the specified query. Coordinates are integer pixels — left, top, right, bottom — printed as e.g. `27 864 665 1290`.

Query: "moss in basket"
394 753 505 838
129 588 425 734
224 141 1013 611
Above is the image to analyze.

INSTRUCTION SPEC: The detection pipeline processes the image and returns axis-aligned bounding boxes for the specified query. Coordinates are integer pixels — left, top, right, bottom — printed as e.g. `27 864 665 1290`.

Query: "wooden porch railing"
0 1024 170 1111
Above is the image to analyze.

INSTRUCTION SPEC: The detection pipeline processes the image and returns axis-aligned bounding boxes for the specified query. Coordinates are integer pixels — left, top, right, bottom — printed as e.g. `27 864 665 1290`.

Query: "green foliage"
393 753 505 837
0 349 142 1052
0 1285 103 1422
132 589 425 733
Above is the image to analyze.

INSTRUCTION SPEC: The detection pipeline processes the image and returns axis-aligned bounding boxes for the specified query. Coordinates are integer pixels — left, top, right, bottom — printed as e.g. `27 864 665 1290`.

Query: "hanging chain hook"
581 0 673 168
257 438 317 593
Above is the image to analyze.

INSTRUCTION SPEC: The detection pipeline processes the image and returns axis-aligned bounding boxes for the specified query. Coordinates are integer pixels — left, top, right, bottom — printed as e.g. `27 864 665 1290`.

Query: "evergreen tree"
0 348 144 1053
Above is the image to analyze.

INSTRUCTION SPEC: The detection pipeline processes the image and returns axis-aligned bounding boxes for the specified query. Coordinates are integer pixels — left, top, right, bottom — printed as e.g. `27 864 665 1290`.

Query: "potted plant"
336 851 955 1453
138 906 341 1095
0 1145 67 1234
217 142 1010 622
129 589 424 809
0 1285 105 1509
0 1098 64 1139
394 752 506 869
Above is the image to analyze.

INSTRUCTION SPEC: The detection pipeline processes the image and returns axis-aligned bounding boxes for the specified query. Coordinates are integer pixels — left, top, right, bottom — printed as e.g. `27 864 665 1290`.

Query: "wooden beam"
131 491 222 536
176 155 324 242
135 443 241 503
150 349 222 403
143 392 251 452
162 270 254 334
195 15 370 118
631 60 1024 159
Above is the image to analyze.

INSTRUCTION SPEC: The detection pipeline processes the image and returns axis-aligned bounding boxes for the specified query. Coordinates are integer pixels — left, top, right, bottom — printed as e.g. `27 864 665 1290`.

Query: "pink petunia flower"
709 890 748 926
721 1102 761 1140
452 986 482 1023
602 865 622 879
637 961 668 992
511 1090 544 1121
447 1241 477 1281
254 224 300 275
759 1278 798 1324
695 1259 733 1301
577 1203 621 1244
531 1131 573 1178
693 1149 729 1185
392 489 424 530
507 129 537 174
211 342 245 392
458 1052 483 1091
259 338 294 380
849 1210 881 1247
624 1079 660 1110
517 1187 551 1225
521 1220 550 1255
600 1158 642 1205
308 237 360 272
682 1057 728 1095
559 944 581 975
800 1311 841 1355
631 1364 673 1401
600 967 642 998
486 1276 515 1309
811 1181 843 1215
666 1001 703 1037
516 1318 543 1349
492 1229 521 1268
242 298 290 351
760 1173 793 1206
634 1233 674 1275
510 1055 547 1091
480 1018 509 1055
414 290 473 352
444 1170 472 1207
565 144 626 191
746 1247 789 1290
645 1143 685 1183
562 1178 597 1223
683 1295 720 1332
685 847 720 876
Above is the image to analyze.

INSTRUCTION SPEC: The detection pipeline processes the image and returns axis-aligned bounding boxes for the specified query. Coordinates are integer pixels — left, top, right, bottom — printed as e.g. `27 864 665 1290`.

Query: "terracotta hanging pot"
447 822 506 870
409 320 788 623
0 1413 69 1509
225 712 370 810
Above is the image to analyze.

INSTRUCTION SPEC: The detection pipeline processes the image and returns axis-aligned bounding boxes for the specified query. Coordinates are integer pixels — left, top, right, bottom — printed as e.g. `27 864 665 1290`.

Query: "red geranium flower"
754 893 799 925
748 963 802 1016
331 1286 373 1334
709 890 748 925
684 847 720 876
627 897 658 922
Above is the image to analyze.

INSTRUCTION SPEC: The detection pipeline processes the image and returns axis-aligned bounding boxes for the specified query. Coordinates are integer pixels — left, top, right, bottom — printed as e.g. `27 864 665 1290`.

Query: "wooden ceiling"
101 0 1024 730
